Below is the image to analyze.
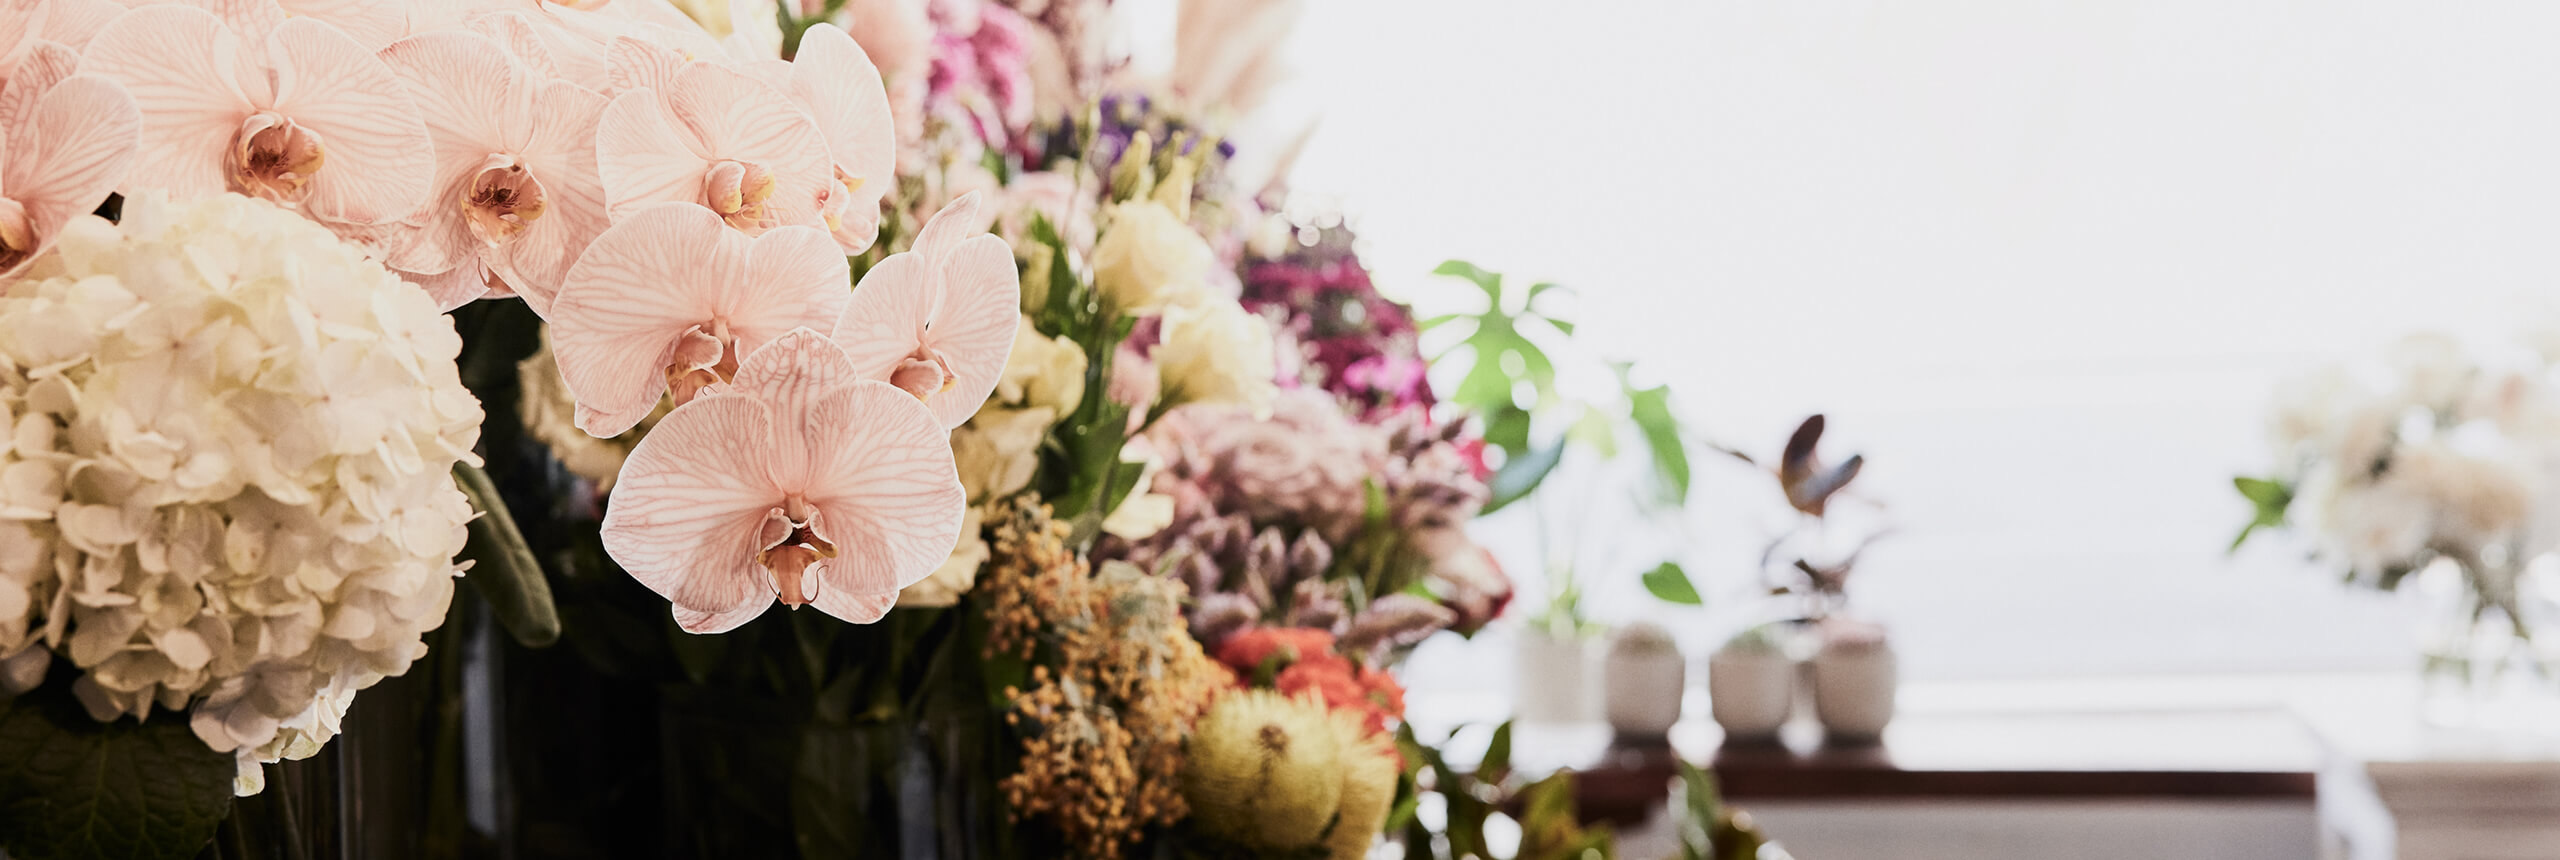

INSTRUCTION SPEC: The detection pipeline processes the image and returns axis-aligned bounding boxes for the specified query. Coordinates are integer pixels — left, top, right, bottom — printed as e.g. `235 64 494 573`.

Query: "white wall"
1244 1 2560 680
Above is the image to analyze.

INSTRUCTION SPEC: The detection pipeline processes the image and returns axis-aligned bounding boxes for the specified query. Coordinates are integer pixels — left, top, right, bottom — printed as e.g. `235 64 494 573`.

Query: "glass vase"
2412 562 2560 732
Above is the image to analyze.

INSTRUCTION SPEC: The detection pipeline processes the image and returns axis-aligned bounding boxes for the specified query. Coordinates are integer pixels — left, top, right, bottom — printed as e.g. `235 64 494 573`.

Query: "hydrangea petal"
599 393 780 629
799 381 965 599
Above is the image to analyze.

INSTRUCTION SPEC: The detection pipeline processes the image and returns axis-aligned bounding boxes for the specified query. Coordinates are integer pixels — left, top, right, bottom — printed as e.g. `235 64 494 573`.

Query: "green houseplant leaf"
1642 561 1703 606
2229 475 2293 552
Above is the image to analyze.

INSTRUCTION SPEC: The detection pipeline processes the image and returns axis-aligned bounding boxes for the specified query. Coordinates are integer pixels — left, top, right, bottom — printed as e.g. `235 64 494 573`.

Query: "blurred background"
1137 0 2560 682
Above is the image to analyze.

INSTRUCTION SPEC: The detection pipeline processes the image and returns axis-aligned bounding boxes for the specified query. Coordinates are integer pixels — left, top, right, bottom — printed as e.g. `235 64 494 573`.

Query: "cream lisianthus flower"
1156 300 1278 416
994 314 1087 414
1090 200 1213 315
0 193 481 795
952 406 1056 503
897 506 989 608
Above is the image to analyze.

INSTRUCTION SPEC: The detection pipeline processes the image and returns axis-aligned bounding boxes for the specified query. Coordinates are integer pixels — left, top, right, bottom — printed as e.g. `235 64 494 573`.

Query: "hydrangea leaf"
0 682 235 860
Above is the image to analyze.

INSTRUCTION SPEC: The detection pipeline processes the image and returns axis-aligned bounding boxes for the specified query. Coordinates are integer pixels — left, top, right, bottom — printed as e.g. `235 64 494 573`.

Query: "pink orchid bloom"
0 64 137 274
594 38 832 235
831 191 1018 430
601 327 966 633
35 0 117 50
738 23 895 252
79 2 433 234
380 30 609 313
547 201 849 438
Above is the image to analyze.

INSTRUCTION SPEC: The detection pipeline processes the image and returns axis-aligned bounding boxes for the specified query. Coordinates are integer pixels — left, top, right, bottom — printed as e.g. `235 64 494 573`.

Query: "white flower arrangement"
0 193 482 794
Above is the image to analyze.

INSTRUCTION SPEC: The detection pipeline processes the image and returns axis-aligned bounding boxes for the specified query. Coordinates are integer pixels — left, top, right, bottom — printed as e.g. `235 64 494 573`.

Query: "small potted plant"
1708 624 1795 742
1603 621 1687 741
1765 415 1898 743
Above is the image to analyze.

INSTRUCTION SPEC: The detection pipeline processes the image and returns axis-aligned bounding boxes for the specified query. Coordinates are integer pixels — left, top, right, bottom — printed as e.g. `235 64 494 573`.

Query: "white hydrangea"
0 193 482 795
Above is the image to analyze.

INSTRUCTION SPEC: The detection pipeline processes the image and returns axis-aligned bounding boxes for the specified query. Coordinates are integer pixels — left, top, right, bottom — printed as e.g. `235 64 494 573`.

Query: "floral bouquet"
2235 332 2560 704
0 0 1769 858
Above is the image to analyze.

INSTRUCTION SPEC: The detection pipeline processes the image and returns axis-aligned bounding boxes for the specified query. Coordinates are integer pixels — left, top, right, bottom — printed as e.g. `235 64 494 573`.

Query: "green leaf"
1566 405 1620 458
1545 317 1576 336
0 683 237 860
1432 259 1504 300
1482 404 1533 459
1627 383 1692 504
454 463 560 648
1477 721 1514 785
1643 561 1703 606
2229 476 2294 552
1416 312 1464 331
1483 439 1565 514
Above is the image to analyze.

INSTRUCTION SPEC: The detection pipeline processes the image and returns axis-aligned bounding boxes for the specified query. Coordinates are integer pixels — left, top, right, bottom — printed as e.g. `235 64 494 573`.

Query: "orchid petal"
604 34 681 95
666 61 829 224
725 224 850 355
36 0 115 50
808 588 895 626
799 381 965 598
594 86 705 221
830 251 928 380
727 327 859 481
490 78 609 309
0 39 78 148
194 0 285 40
464 10 560 79
789 24 895 251
78 5 251 201
0 0 43 75
600 393 781 632
400 260 490 312
912 190 983 266
4 74 138 272
671 599 773 635
550 202 741 436
921 234 1022 429
267 17 433 225
377 30 517 276
278 0 407 51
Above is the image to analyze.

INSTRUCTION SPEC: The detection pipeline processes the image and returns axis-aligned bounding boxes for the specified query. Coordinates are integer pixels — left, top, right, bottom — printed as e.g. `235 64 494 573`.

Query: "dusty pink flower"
79 1 433 236
548 202 850 438
831 191 1018 429
34 0 118 50
595 37 832 235
0 8 134 275
379 29 610 312
602 328 966 633
738 23 895 252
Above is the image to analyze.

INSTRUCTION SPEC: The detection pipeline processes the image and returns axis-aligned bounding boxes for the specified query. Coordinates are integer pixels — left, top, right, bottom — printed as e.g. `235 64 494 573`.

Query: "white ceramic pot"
1515 628 1598 723
1707 649 1794 741
1810 641 1898 742
1602 624 1686 739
